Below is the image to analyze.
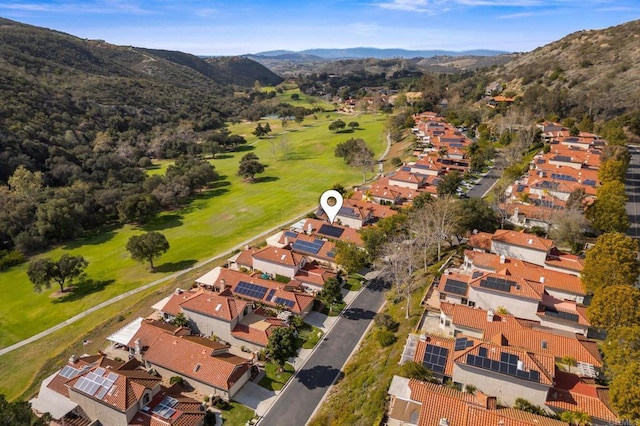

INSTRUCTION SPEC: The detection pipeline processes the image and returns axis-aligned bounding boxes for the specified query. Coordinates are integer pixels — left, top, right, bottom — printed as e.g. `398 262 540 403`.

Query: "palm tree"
560 410 592 426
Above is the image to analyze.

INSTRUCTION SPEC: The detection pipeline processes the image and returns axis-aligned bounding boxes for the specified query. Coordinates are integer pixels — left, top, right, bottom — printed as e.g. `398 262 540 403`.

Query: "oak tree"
588 180 629 233
586 285 640 330
27 254 88 293
582 232 639 293
610 361 640 422
126 232 170 271
602 325 640 376
266 326 297 371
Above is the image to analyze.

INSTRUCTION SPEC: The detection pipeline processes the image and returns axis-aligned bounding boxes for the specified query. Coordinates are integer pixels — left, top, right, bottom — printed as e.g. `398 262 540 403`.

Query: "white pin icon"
320 190 344 225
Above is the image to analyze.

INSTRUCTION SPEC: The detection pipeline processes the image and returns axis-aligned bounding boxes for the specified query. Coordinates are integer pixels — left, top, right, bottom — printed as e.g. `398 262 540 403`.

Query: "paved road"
625 144 640 240
466 167 501 198
258 279 388 426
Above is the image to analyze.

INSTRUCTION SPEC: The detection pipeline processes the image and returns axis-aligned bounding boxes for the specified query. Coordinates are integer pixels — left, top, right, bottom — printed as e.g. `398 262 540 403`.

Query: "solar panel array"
318 224 344 238
327 248 336 259
291 239 324 255
273 297 295 308
59 365 81 379
454 337 474 351
338 206 359 218
466 350 540 383
479 276 516 293
152 396 179 419
544 306 579 323
551 173 578 182
443 279 468 296
583 179 597 187
422 344 449 374
266 289 276 302
72 368 118 400
235 281 269 300
284 231 298 238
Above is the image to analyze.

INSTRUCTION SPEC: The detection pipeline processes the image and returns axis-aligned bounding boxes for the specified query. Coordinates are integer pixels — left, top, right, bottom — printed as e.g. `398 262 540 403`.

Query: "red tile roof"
143 333 249 391
441 303 601 367
492 230 554 252
231 314 287 347
547 371 619 422
253 245 304 267
301 218 363 245
468 271 545 301
180 290 248 322
465 250 585 295
467 232 493 252
406 379 567 426
127 319 187 352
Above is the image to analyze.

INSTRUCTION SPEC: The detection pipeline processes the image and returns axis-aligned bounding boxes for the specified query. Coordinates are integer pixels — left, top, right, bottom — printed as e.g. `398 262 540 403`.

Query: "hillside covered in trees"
0 18 286 253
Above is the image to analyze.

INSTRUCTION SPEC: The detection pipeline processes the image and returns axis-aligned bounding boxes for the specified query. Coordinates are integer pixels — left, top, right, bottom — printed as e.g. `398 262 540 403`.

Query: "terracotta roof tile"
253 246 304 267
180 291 247 322
492 230 554 252
143 333 249 391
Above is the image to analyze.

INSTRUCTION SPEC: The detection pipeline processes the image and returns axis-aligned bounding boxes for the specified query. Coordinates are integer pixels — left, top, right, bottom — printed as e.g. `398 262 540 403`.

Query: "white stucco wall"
335 215 364 229
253 258 298 278
491 241 548 266
538 317 588 337
468 287 540 321
183 309 236 342
452 363 551 410
545 288 585 304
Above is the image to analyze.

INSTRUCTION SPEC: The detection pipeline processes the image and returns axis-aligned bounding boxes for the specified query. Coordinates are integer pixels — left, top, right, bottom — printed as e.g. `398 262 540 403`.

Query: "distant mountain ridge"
252 47 510 60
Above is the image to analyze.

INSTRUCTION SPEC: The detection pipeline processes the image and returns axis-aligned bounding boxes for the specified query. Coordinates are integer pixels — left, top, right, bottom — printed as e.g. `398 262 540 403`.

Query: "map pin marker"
320 190 344 225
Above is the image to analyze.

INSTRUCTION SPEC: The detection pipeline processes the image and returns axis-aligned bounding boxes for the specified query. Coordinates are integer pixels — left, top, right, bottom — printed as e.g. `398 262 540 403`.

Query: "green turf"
258 362 295 391
0 112 387 348
299 324 324 349
221 401 256 426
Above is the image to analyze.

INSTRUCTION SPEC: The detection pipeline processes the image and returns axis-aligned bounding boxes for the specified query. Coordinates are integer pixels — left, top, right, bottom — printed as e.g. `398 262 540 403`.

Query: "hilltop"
487 19 640 120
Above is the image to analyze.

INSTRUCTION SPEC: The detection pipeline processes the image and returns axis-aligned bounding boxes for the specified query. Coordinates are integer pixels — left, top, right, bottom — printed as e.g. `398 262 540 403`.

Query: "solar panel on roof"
468 350 539 382
235 281 269 300
273 297 295 308
319 224 344 238
284 231 298 238
583 179 596 187
422 344 449 375
479 276 515 293
60 365 80 379
338 206 359 218
106 372 118 382
291 239 324 255
96 386 109 400
94 367 106 376
443 279 468 296
544 306 579 322
454 337 472 351
152 396 179 419
267 289 276 302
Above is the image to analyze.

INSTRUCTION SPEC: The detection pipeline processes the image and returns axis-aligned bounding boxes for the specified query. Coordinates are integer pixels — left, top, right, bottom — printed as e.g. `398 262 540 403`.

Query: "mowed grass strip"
0 112 386 349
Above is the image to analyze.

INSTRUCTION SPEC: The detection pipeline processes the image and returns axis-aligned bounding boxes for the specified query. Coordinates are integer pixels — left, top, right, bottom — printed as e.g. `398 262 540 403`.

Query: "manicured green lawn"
258 362 295 391
298 324 324 349
0 112 387 348
220 401 256 426
343 276 364 292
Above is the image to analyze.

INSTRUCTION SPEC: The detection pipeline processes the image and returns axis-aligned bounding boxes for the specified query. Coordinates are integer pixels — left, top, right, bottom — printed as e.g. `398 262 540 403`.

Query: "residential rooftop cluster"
502 120 606 230
389 229 620 425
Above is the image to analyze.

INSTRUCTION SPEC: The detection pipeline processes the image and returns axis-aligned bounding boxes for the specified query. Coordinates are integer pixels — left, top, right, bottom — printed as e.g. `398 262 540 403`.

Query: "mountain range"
251 47 509 60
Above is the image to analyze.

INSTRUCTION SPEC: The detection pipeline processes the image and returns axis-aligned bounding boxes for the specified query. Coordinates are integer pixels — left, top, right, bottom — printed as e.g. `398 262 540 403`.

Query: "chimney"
476 392 498 410
419 333 427 342
219 279 226 293
439 419 449 426
284 237 289 245
487 309 494 322
540 276 545 284
499 255 505 264
69 355 77 363
134 339 142 356
517 360 524 371
307 223 312 234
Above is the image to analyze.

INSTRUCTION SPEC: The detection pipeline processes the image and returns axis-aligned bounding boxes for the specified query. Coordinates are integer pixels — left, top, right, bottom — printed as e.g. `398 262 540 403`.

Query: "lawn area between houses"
258 362 295 391
220 401 256 426
0 111 387 400
298 324 324 349
343 276 364 292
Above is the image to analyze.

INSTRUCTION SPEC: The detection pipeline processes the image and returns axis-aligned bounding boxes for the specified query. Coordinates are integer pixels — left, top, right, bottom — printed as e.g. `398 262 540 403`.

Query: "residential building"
143 333 251 401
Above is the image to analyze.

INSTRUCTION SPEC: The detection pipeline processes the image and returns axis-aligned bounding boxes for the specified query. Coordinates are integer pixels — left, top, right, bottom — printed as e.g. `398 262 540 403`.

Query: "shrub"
0 249 27 271
374 313 399 332
376 330 396 347
169 376 184 386
391 157 403 167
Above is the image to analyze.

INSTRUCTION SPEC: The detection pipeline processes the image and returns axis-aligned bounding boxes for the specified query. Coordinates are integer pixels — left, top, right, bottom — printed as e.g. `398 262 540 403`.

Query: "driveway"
233 382 277 416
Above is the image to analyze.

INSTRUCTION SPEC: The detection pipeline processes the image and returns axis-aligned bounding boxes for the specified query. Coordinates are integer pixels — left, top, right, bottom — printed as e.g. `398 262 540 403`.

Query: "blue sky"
1 0 639 55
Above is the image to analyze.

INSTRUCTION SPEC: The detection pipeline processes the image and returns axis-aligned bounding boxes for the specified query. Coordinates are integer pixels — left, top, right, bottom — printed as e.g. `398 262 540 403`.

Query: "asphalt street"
257 279 388 426
466 167 501 198
625 145 640 240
